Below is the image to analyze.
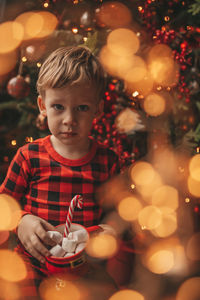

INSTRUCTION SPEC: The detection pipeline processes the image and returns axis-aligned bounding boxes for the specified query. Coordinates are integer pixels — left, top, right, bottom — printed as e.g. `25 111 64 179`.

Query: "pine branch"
188 0 200 15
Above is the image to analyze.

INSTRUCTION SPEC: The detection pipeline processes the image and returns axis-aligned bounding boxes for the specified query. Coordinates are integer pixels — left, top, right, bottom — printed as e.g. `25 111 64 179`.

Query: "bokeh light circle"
118 196 142 221
109 289 144 300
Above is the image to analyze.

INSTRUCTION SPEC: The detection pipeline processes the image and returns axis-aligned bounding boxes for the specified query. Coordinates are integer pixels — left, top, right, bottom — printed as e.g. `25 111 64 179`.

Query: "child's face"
37 82 103 152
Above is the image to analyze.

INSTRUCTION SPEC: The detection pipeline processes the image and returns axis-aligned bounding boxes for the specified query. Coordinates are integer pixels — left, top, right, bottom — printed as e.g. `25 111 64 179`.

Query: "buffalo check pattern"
0 135 120 227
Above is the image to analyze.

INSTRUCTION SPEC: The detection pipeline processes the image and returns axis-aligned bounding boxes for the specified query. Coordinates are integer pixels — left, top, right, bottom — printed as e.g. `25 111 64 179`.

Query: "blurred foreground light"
130 161 156 186
176 277 200 300
152 185 179 211
109 289 144 300
95 2 132 28
189 154 200 181
187 175 200 197
118 196 142 221
124 56 147 83
151 208 177 238
0 51 18 75
39 276 80 300
143 239 187 275
0 194 21 231
0 21 24 53
125 73 154 96
0 231 9 246
107 28 140 56
138 205 162 230
143 93 166 116
0 249 27 282
148 44 173 61
99 46 140 79
15 11 58 40
86 234 118 259
146 250 174 274
186 232 200 261
0 281 21 300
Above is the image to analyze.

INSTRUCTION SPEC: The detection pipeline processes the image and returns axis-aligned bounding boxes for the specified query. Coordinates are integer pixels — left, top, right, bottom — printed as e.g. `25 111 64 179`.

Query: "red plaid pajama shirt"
0 135 120 299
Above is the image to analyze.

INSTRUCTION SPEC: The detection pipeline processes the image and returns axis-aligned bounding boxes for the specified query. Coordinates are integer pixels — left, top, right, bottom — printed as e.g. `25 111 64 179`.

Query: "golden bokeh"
143 239 187 276
125 73 154 96
0 194 21 231
118 196 142 221
0 250 27 282
136 172 163 203
0 21 24 53
15 12 43 40
124 56 147 83
86 234 118 259
95 2 132 28
151 209 177 238
109 289 144 300
0 231 9 246
148 57 179 87
176 277 200 300
0 280 21 300
148 44 173 61
186 232 200 261
0 51 18 75
151 185 179 211
187 175 200 197
146 250 174 274
130 161 156 186
107 28 140 56
15 11 58 40
39 276 81 300
189 154 200 182
100 46 143 80
138 205 162 230
143 93 166 116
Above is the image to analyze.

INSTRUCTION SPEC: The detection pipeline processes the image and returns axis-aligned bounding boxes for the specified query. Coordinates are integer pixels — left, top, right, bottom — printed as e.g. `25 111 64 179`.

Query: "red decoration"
7 75 30 99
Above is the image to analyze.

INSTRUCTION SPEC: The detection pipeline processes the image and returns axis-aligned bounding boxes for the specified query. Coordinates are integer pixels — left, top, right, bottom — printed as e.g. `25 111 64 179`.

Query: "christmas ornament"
24 42 46 62
80 10 94 31
7 75 30 99
95 2 132 29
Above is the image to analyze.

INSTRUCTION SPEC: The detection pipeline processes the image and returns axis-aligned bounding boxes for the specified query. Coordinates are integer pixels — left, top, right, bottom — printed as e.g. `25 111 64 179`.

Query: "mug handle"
86 225 104 234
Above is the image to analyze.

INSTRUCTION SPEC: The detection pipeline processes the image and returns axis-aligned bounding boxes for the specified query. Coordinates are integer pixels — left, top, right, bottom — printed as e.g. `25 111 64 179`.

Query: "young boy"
0 46 121 299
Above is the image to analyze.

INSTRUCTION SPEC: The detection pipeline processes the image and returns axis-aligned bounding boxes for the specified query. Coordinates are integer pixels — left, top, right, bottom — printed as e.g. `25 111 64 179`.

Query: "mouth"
60 132 77 137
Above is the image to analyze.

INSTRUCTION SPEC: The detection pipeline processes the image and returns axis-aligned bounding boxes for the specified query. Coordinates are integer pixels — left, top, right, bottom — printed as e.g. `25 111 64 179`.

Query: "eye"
53 104 64 111
77 105 89 112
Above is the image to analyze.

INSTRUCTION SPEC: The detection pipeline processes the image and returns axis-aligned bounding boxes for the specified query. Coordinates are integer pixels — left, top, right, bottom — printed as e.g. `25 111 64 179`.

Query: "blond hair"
37 46 106 100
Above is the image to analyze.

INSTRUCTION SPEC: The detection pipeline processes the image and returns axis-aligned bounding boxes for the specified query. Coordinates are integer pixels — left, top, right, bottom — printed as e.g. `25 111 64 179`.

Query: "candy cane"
64 195 83 237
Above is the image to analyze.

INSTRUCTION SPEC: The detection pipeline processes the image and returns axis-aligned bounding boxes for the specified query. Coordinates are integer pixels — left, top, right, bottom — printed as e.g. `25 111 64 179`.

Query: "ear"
95 99 104 119
37 96 47 116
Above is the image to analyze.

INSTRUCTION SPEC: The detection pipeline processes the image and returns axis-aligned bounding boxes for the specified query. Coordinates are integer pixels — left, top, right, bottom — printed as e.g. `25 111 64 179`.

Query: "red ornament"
7 75 30 99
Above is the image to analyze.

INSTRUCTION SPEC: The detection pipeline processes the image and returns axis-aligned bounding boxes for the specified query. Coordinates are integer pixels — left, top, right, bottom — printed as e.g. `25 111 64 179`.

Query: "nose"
62 109 77 126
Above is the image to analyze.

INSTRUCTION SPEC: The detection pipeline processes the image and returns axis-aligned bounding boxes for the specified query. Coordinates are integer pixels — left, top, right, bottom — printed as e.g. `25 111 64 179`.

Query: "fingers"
36 224 57 247
26 234 51 263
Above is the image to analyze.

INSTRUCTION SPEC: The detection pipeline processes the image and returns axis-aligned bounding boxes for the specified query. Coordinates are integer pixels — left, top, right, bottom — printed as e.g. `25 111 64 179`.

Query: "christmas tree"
0 0 200 299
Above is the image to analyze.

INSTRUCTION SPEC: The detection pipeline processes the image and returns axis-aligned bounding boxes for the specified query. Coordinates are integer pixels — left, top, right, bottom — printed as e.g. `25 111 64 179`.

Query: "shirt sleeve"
0 147 31 217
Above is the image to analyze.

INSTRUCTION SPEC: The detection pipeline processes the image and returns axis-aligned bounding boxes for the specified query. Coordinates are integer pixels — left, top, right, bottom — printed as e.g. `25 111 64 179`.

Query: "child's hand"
17 214 57 263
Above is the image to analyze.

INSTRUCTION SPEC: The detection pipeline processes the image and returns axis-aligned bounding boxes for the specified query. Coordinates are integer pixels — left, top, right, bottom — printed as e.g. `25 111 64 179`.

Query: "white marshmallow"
62 238 77 252
50 244 66 257
75 242 86 253
68 229 88 243
47 231 63 244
